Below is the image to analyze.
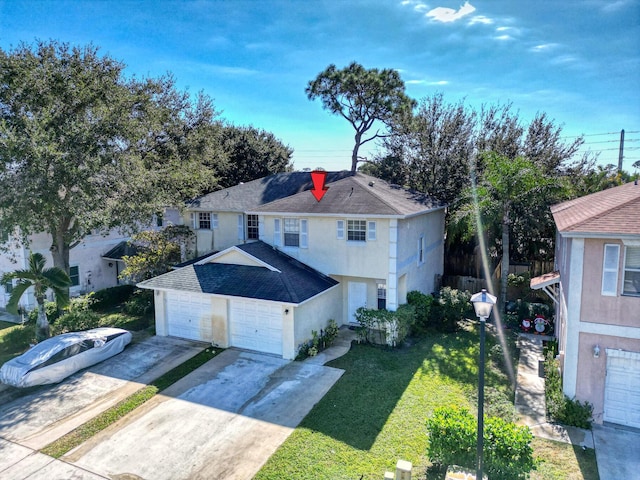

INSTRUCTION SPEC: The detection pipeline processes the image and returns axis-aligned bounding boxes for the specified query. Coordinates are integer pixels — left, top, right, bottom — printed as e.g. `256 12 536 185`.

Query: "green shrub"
296 319 341 360
430 287 472 332
123 289 153 316
355 304 415 346
426 405 535 480
406 290 434 334
90 285 135 311
544 345 593 429
67 293 95 313
27 301 61 323
52 310 101 334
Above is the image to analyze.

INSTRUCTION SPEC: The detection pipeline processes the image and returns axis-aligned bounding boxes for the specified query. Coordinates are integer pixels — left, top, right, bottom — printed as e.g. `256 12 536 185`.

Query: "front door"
348 281 368 324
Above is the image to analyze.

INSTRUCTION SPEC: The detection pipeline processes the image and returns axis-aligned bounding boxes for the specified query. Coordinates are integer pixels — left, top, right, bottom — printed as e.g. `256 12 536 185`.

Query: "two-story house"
532 181 640 428
139 172 446 360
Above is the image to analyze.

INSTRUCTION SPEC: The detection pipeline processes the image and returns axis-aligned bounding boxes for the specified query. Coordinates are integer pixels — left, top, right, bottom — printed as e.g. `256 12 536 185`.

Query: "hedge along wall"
354 304 415 347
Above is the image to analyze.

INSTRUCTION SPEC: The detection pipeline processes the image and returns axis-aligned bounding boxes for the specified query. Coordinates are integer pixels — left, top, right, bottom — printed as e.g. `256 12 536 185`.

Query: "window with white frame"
69 266 80 287
247 214 259 240
284 218 300 247
3 278 13 294
623 246 640 296
377 283 387 310
601 244 620 296
347 220 367 241
193 212 217 230
418 235 425 265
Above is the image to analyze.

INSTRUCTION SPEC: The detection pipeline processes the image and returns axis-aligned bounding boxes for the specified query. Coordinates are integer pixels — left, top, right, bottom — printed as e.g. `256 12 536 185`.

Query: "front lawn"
255 324 599 480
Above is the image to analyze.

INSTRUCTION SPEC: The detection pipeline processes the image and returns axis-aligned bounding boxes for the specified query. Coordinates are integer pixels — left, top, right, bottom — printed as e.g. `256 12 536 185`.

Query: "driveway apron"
0 335 204 450
65 349 345 480
593 424 640 480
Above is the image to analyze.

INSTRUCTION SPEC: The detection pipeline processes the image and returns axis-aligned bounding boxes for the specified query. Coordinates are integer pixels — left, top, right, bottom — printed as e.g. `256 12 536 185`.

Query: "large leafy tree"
306 62 415 173
0 40 220 277
216 125 293 188
1 252 71 341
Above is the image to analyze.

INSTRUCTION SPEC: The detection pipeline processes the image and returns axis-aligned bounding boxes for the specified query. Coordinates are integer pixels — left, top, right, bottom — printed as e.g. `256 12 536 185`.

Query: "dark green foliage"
52 310 102 334
27 301 60 324
406 290 434 334
90 285 135 311
123 289 154 316
544 344 593 429
354 304 415 346
430 287 472 332
296 319 340 359
427 405 535 480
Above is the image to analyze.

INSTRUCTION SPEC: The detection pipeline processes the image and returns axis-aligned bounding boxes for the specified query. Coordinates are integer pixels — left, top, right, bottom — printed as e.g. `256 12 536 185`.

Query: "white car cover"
0 327 132 388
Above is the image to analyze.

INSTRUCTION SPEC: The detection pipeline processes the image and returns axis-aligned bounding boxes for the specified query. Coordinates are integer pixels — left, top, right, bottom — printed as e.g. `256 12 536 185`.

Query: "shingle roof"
551 181 640 236
138 241 338 304
102 241 139 260
187 171 353 211
252 172 443 216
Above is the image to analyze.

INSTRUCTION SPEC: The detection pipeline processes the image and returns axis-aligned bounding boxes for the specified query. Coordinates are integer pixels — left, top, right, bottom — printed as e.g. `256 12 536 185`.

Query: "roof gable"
138 241 338 304
551 182 640 236
197 247 279 271
252 173 442 216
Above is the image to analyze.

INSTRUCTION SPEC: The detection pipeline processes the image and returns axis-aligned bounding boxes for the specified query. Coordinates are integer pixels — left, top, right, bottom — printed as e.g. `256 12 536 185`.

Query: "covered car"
0 327 132 388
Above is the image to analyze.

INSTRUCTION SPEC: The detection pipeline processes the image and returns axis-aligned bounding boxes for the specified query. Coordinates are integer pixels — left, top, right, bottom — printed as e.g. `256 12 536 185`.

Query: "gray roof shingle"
138 241 338 304
251 172 443 216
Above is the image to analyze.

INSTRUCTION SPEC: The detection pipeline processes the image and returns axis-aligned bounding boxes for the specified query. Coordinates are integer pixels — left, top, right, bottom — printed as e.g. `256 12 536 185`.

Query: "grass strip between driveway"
40 346 221 459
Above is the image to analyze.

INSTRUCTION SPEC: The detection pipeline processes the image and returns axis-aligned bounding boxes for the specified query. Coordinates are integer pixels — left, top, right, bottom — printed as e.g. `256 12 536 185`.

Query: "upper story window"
284 218 300 247
602 244 620 296
3 279 13 294
156 214 163 227
347 220 367 242
623 246 640 296
69 266 80 287
191 212 217 230
418 235 425 265
247 215 259 240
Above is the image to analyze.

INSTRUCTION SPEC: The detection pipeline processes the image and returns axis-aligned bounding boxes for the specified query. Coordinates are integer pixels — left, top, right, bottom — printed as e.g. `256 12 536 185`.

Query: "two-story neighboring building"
0 211 181 312
139 172 446 360
532 181 640 428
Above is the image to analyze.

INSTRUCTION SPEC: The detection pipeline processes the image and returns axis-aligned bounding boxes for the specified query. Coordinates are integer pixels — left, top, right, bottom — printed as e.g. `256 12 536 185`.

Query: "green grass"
0 320 35 365
255 325 599 480
40 346 221 458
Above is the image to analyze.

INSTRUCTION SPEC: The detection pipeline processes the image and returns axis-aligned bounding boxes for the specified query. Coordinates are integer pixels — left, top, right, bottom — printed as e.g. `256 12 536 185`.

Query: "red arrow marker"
310 170 329 202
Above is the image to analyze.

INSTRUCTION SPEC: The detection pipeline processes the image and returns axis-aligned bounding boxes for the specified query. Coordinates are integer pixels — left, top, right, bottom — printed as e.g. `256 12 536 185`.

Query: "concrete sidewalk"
514 334 594 449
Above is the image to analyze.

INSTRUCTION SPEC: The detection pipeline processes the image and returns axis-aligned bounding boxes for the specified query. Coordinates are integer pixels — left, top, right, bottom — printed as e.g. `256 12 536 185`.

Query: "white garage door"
604 350 640 429
165 291 214 342
230 299 282 356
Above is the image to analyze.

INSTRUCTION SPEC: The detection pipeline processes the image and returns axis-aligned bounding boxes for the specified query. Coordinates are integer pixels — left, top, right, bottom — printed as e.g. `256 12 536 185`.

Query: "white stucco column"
563 237 584 399
154 290 168 336
387 219 398 311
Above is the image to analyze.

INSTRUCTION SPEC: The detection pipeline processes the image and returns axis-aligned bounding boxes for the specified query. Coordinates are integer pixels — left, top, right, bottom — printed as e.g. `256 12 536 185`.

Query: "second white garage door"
230 299 283 356
604 349 640 429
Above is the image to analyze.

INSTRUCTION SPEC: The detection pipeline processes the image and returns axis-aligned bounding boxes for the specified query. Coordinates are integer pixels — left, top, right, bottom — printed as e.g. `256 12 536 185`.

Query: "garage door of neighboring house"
604 350 640 429
165 291 214 342
230 299 282 356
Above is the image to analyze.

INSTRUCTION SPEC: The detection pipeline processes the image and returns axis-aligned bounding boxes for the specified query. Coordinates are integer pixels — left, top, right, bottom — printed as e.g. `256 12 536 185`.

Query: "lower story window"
377 283 387 310
69 266 80 287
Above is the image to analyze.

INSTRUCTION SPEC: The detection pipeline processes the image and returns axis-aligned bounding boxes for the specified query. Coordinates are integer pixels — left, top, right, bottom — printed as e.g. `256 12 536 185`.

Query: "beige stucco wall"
580 239 638 327
575 333 640 424
396 209 445 295
259 214 391 280
210 249 264 267
191 211 245 254
291 285 342 359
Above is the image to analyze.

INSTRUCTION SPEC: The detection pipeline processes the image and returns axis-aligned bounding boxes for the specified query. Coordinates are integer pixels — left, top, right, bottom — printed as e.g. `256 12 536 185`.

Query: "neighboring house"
531 181 640 428
0 210 181 312
141 171 446 360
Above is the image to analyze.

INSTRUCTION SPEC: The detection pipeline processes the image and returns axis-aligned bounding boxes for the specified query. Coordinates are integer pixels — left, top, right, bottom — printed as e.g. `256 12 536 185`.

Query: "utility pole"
618 129 625 172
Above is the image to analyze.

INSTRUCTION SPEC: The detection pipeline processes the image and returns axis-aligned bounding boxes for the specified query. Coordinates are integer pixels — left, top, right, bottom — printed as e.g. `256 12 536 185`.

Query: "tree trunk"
351 132 362 173
500 204 510 315
35 298 50 341
50 224 71 300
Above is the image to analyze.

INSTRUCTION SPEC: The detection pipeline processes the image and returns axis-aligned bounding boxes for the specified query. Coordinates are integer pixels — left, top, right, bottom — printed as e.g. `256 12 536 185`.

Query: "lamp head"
470 289 497 320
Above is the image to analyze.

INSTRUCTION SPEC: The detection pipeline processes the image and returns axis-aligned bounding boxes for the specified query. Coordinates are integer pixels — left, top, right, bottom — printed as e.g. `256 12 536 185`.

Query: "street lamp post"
470 288 497 480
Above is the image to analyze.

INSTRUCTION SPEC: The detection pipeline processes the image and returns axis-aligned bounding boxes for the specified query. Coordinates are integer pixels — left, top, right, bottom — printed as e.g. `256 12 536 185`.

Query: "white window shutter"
337 220 344 239
212 214 218 229
274 219 281 246
237 214 244 240
300 219 308 248
602 244 620 296
191 212 197 229
368 221 376 241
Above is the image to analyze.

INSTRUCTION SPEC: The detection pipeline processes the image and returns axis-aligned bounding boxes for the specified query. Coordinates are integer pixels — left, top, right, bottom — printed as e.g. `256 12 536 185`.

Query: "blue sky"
1 0 639 171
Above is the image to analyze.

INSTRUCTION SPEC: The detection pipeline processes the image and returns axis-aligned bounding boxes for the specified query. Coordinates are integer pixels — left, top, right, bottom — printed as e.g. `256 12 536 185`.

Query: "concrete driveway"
593 424 640 480
0 335 204 450
63 349 344 480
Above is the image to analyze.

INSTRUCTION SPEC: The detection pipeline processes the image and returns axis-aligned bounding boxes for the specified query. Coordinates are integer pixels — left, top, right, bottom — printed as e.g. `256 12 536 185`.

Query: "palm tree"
1 252 71 341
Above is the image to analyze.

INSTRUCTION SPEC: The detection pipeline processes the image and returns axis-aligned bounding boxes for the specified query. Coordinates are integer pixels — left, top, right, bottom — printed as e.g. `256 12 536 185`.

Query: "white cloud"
531 43 559 52
406 79 449 86
414 3 428 12
469 15 493 25
496 26 510 31
494 35 512 41
426 1 476 23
